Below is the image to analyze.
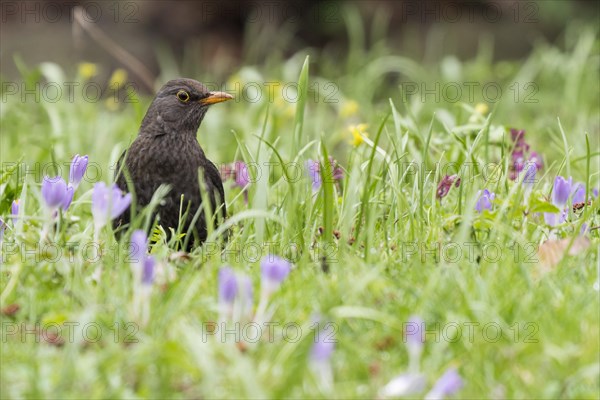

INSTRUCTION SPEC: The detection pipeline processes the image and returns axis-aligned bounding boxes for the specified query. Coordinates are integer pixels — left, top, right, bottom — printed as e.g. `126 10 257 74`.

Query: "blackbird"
114 78 233 249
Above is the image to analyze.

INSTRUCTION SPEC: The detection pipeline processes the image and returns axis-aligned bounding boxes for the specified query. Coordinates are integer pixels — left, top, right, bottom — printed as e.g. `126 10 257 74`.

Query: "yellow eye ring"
176 90 190 102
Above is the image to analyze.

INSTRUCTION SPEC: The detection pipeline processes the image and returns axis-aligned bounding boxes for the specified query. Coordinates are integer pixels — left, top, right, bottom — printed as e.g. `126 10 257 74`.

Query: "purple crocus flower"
69 154 88 190
261 255 291 294
306 157 343 191
404 315 424 348
425 368 463 400
522 162 537 188
62 190 74 210
234 161 250 189
436 175 461 199
544 209 567 226
218 267 254 322
91 182 131 231
130 230 148 264
552 176 572 208
571 183 586 204
41 176 74 211
544 175 575 227
218 266 239 305
475 189 495 213
306 159 321 191
141 256 155 285
311 329 336 362
11 200 19 225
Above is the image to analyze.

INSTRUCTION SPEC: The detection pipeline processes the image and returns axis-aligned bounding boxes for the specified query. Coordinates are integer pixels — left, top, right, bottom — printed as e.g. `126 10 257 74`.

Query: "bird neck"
139 104 206 138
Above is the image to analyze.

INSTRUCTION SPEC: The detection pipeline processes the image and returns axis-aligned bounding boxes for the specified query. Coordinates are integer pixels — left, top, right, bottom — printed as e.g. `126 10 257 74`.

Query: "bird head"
140 78 233 137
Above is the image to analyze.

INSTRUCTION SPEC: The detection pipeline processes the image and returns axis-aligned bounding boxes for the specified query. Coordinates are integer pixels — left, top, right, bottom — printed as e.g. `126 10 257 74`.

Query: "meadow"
1 12 599 400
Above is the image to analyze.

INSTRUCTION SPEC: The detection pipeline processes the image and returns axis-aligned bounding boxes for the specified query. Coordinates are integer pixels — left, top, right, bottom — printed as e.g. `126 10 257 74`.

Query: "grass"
1 11 599 400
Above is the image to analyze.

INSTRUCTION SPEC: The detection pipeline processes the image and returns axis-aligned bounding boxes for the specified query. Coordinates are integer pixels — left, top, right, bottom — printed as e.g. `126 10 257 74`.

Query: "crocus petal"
69 154 89 189
544 209 567 226
552 176 572 208
141 256 155 285
405 315 425 347
11 200 19 225
62 185 74 211
306 159 321 191
475 190 494 213
522 163 537 187
91 182 109 227
261 255 291 286
130 230 148 263
110 186 131 219
218 267 238 304
425 368 463 400
571 183 586 204
544 212 557 226
234 161 250 189
42 176 69 209
311 329 335 362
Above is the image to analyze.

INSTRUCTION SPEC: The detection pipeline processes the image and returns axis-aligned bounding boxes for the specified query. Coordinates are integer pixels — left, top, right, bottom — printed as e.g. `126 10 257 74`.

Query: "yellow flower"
340 100 359 118
475 103 489 115
108 68 128 90
349 123 369 147
78 62 97 80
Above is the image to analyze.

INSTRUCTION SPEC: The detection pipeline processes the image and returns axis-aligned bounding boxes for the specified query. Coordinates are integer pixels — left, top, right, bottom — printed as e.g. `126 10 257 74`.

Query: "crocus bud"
69 154 89 190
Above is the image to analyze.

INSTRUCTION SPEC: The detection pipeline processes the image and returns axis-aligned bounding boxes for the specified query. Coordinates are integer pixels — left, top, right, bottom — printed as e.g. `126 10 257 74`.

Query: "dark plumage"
114 78 233 249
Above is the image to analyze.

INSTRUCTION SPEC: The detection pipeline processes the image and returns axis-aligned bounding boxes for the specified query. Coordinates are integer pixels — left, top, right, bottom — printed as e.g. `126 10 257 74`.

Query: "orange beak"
199 91 234 105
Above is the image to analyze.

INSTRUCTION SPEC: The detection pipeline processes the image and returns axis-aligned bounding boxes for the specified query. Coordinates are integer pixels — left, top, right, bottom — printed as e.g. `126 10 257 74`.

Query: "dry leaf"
537 236 591 274
1 303 20 316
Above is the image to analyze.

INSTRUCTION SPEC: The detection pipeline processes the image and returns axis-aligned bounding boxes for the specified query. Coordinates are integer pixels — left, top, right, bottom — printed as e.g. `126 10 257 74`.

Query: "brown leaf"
369 361 381 377
168 251 191 262
375 335 396 351
1 303 20 316
537 236 591 274
236 340 248 353
38 328 65 347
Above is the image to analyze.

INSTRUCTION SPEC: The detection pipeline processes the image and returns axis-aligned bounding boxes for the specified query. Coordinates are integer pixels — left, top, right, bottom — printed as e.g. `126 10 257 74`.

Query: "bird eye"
176 90 190 103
